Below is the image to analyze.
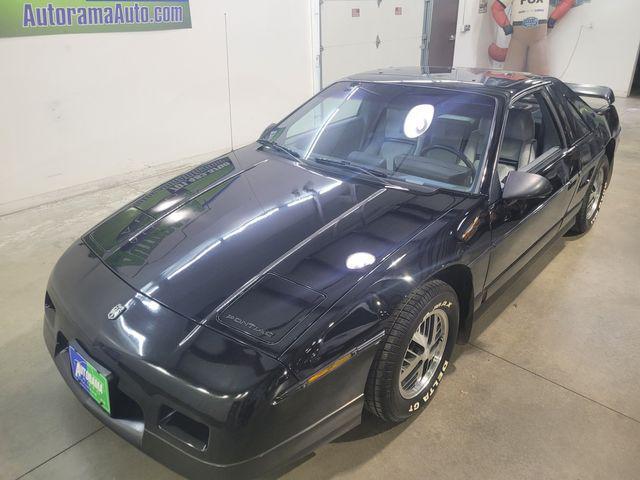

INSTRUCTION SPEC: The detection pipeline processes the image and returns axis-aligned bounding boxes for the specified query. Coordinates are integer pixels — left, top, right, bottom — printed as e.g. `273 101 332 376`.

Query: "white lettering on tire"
412 360 451 412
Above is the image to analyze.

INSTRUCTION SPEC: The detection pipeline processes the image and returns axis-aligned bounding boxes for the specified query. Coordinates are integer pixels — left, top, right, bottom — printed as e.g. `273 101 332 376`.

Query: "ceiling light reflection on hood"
346 252 376 270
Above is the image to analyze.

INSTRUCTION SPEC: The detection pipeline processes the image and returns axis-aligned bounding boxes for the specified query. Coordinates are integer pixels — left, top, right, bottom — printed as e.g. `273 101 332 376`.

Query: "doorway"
421 0 460 68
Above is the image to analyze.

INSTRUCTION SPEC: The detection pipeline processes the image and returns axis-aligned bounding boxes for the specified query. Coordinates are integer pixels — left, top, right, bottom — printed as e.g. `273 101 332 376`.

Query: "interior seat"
347 108 416 168
497 108 537 182
418 115 474 163
464 117 491 169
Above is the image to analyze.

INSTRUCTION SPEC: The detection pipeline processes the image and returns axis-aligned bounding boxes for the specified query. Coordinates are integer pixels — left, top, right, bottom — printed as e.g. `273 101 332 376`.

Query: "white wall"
0 0 314 207
453 0 640 97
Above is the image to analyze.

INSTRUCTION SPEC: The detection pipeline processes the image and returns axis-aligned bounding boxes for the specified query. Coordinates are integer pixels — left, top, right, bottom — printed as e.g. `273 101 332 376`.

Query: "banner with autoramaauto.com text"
0 0 191 38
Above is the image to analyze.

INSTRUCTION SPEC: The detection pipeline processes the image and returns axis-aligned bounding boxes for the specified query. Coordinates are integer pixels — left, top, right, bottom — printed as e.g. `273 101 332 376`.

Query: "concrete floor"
1 97 639 480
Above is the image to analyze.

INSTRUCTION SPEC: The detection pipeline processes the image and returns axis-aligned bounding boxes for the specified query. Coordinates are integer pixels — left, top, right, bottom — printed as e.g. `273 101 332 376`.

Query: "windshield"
262 82 496 192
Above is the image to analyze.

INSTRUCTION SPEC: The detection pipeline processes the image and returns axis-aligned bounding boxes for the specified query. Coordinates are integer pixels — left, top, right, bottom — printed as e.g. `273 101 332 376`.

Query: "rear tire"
572 159 609 234
365 280 459 423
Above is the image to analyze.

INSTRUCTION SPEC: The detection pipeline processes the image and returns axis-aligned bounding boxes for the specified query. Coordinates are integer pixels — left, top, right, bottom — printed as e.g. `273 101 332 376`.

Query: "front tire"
365 280 459 423
573 159 609 234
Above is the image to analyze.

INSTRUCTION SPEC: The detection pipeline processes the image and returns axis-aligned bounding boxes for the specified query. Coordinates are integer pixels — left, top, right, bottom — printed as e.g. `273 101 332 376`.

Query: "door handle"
449 34 456 41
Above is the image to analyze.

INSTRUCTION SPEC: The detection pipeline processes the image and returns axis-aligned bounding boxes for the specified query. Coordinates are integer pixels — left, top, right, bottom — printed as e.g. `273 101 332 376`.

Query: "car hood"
85 144 464 356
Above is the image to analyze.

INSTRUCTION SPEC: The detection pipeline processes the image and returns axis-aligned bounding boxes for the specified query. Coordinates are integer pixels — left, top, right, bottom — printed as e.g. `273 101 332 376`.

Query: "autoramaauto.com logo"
22 2 185 28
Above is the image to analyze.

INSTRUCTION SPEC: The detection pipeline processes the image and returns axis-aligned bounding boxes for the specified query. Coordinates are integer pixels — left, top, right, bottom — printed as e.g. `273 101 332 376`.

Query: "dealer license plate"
69 344 111 414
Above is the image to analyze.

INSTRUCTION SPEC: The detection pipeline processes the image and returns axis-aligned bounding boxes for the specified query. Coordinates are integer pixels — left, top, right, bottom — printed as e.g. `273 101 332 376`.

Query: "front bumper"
44 318 363 479
42 242 365 479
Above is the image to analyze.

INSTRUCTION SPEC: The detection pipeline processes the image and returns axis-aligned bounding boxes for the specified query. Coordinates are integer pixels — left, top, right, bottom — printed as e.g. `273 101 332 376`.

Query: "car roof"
343 67 555 99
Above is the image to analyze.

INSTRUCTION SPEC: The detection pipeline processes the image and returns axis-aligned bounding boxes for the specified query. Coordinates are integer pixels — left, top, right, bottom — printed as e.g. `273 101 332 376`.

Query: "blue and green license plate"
69 345 111 414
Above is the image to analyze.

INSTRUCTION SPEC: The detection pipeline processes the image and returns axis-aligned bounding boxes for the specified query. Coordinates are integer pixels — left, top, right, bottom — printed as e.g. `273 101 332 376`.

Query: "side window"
566 98 593 140
554 84 593 142
497 91 562 182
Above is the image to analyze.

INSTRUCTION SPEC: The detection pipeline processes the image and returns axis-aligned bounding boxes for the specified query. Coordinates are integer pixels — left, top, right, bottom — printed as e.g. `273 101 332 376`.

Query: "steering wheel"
421 145 476 176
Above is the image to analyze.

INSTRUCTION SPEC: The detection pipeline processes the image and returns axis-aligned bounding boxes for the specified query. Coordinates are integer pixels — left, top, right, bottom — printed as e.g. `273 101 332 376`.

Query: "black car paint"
44 68 620 479
486 81 618 297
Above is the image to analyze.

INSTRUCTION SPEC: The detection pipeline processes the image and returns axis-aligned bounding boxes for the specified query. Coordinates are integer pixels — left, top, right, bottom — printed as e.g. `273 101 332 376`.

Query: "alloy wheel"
399 308 449 399
587 166 605 220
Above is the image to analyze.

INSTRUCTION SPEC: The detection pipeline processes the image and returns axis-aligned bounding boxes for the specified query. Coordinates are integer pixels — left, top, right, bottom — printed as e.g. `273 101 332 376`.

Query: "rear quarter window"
554 84 594 143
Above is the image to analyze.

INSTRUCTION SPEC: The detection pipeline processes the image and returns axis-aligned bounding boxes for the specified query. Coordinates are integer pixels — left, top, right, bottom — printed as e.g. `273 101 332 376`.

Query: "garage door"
320 0 427 86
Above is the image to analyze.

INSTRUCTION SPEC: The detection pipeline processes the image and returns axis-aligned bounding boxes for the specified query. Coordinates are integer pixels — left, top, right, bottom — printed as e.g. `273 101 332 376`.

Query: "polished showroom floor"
2 97 640 480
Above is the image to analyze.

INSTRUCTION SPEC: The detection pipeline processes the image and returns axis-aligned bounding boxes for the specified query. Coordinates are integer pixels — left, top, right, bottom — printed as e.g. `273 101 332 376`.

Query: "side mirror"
260 123 277 140
502 171 553 201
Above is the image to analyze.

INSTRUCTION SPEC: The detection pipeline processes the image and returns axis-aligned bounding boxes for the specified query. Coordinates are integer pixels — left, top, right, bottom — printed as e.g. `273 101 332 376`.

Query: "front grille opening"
55 331 69 356
111 388 144 422
45 292 56 326
159 406 209 451
44 291 56 310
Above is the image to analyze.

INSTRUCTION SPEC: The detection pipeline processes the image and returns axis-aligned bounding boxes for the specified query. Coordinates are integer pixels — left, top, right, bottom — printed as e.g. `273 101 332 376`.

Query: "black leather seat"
497 108 537 181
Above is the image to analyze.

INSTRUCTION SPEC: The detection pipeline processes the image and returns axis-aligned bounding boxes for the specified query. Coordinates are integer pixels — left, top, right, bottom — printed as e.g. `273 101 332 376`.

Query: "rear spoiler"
567 83 615 107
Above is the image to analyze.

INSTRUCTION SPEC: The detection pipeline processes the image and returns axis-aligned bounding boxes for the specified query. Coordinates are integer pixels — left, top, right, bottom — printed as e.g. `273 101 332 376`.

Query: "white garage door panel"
321 0 425 85
377 0 425 36
322 43 381 85
321 0 379 83
375 38 422 69
321 1 379 47
375 1 425 67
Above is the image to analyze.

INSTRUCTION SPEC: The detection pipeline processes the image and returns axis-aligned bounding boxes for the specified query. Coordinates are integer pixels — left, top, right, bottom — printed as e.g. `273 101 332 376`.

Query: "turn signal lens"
306 353 354 385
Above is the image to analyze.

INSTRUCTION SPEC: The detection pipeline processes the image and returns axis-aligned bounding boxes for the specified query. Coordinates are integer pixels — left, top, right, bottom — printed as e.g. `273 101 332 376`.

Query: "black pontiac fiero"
44 68 620 479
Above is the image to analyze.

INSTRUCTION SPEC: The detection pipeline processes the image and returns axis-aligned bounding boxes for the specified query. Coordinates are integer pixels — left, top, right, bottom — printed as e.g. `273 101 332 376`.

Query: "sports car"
44 67 620 479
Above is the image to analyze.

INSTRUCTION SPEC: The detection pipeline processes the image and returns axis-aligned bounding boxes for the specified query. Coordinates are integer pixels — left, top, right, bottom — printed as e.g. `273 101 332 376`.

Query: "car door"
485 87 581 297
